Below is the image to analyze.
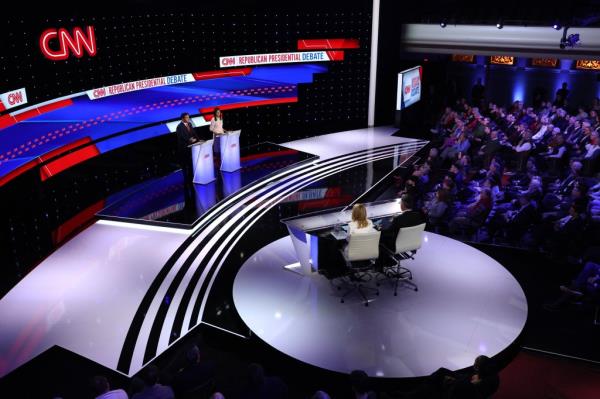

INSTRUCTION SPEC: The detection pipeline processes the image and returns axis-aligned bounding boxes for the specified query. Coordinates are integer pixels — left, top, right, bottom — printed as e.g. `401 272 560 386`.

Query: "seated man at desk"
381 193 426 250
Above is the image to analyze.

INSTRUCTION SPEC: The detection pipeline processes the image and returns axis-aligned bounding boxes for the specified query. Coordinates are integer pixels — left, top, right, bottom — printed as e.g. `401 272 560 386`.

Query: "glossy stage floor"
233 233 528 378
0 126 433 379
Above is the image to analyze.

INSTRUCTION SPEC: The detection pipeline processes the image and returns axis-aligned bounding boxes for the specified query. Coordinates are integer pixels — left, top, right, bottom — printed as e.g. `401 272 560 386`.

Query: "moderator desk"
281 199 403 275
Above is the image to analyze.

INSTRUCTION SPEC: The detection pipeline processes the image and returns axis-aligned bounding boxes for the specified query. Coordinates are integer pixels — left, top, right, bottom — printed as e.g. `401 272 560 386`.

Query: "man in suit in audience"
172 344 215 398
490 193 538 242
132 365 175 399
381 194 425 250
91 375 128 399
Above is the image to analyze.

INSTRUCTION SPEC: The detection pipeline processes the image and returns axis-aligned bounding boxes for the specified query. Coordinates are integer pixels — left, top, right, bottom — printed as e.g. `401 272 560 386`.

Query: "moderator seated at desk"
280 194 425 275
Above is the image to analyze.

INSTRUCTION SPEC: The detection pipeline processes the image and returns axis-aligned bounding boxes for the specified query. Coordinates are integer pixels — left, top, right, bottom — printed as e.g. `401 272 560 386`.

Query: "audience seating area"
378 97 600 312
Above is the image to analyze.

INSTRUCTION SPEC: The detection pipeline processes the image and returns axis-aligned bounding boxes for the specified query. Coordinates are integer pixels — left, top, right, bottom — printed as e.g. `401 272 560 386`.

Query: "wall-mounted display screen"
396 65 422 110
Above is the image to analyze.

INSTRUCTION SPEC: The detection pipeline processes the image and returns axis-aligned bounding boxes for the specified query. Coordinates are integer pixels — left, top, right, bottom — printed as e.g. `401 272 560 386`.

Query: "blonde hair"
351 203 369 229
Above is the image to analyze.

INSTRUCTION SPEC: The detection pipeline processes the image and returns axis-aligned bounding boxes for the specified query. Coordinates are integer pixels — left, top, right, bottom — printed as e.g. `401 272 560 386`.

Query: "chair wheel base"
394 292 397 296
340 299 344 303
365 303 369 307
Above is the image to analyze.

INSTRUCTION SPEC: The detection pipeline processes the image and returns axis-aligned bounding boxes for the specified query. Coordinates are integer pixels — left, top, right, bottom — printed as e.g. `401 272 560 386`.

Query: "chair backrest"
395 223 426 254
346 229 381 261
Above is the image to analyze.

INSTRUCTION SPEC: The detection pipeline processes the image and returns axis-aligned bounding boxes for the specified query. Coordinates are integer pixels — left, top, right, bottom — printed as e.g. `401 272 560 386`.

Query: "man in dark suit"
504 194 538 241
176 113 201 197
172 344 215 398
381 194 426 250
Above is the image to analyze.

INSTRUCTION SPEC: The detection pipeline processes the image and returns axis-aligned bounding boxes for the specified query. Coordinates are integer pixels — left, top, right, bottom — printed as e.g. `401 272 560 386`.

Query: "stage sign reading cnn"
39 26 97 61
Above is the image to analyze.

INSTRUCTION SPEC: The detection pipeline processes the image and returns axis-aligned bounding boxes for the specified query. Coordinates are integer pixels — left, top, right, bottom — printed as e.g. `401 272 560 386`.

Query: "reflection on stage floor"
97 143 317 228
233 233 528 378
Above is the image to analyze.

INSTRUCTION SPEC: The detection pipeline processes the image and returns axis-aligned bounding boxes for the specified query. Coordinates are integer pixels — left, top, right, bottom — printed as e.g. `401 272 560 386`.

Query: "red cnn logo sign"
39 26 97 61
7 91 24 106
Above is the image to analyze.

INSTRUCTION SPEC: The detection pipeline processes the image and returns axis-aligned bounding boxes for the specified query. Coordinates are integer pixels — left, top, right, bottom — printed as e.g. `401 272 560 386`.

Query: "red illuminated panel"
298 39 359 49
326 51 345 61
37 99 74 114
51 199 105 245
13 109 40 123
39 137 100 181
240 149 299 162
9 98 73 124
0 160 38 187
201 97 298 120
297 187 352 211
192 68 253 80
0 114 16 129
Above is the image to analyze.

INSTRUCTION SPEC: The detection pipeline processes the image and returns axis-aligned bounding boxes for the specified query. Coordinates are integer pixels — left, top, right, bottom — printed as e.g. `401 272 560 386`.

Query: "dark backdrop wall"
0 3 374 297
1 6 372 144
374 0 439 135
447 58 600 109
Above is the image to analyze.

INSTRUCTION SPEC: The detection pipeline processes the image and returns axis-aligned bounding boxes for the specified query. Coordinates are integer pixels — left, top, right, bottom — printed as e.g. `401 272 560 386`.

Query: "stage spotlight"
496 21 503 29
553 22 561 30
440 21 447 28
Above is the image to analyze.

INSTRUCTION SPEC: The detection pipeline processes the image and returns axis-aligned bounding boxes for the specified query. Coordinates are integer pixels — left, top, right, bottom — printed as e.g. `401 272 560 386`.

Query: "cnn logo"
7 91 24 106
39 26 97 61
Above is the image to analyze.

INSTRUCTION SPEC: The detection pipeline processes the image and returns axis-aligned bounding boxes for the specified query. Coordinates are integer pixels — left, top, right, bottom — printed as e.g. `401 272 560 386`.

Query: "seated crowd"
389 94 600 313
89 343 497 399
392 97 600 252
86 93 600 399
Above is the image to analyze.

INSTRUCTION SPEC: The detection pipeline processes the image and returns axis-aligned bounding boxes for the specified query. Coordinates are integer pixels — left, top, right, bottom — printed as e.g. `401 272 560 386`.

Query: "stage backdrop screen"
396 66 422 110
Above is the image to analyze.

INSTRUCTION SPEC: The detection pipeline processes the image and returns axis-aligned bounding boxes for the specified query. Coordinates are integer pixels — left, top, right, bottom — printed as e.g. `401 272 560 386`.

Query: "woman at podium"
209 108 228 153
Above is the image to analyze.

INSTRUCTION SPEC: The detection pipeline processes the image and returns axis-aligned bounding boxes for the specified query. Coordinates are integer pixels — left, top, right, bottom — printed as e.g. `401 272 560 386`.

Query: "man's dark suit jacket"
382 209 426 249
176 121 200 159
508 203 537 235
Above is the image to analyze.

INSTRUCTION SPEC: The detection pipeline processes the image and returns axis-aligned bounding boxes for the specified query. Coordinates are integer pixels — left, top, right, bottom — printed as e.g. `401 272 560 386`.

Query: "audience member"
423 188 450 227
242 363 288 399
172 344 215 398
381 194 426 249
350 370 377 399
132 365 175 399
401 355 499 399
311 390 332 399
544 261 600 311
91 376 128 399
449 188 492 234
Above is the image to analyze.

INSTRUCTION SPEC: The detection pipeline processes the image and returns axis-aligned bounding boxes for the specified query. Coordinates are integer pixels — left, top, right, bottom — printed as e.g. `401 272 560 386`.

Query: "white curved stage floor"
233 232 528 378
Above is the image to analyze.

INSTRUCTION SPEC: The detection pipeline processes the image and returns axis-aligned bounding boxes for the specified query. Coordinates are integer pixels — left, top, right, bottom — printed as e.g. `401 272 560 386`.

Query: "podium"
190 139 216 184
219 130 242 172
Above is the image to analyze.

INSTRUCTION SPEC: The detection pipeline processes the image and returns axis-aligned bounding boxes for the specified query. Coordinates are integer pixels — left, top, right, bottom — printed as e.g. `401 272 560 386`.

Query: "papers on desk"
330 229 348 240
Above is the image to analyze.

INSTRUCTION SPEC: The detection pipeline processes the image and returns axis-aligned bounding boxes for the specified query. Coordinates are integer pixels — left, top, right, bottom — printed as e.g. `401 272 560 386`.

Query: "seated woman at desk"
348 203 377 235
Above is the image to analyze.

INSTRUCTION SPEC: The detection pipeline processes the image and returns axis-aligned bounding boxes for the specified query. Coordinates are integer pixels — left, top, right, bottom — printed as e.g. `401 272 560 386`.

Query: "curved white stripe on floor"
233 233 528 378
148 145 424 369
133 145 415 369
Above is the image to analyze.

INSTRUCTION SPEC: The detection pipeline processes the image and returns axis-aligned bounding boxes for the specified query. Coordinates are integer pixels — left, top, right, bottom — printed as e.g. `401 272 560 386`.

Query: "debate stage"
233 233 528 378
0 126 526 381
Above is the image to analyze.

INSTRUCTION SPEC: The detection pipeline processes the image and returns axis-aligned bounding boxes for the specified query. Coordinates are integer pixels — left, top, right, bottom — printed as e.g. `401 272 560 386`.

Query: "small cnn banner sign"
219 51 344 68
0 88 28 111
86 74 195 100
